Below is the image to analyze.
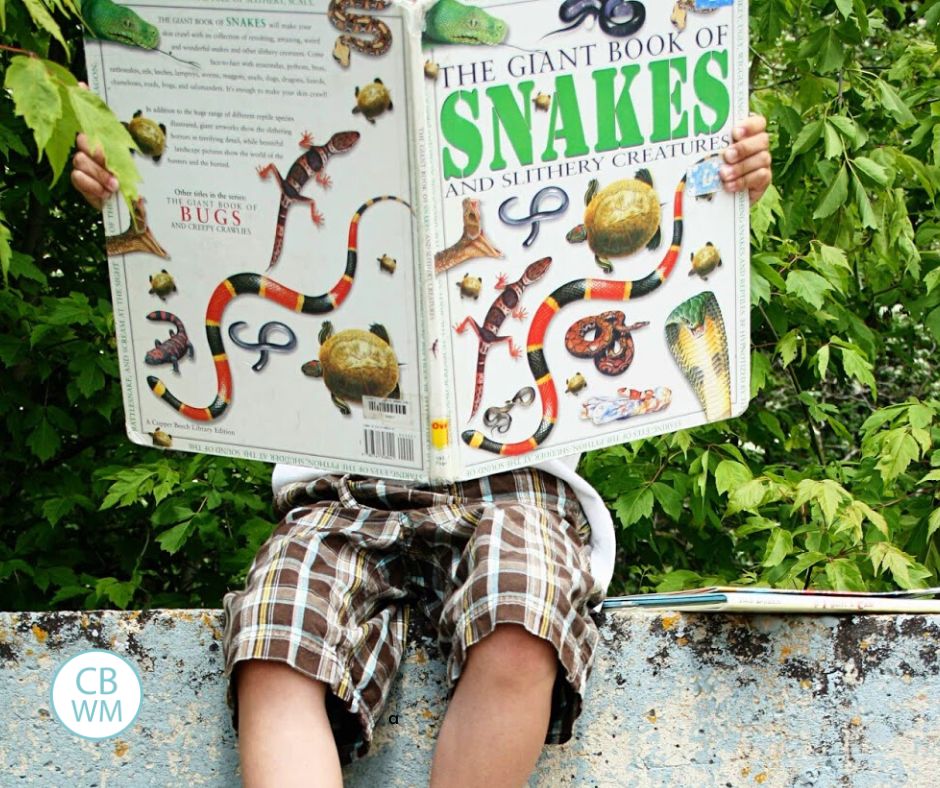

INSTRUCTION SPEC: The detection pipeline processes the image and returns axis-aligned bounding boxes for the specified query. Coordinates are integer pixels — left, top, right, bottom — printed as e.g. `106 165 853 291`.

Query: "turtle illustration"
301 321 400 415
565 372 587 395
671 0 718 32
148 428 172 448
566 170 662 273
378 254 397 274
533 92 552 111
424 60 440 79
689 242 722 280
124 111 167 162
148 269 176 300
457 273 482 299
352 79 393 124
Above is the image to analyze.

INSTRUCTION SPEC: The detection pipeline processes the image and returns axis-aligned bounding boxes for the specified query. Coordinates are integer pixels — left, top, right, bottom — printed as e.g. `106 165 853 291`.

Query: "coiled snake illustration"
146 195 409 420
328 0 392 64
564 311 649 375
547 0 646 37
462 173 686 456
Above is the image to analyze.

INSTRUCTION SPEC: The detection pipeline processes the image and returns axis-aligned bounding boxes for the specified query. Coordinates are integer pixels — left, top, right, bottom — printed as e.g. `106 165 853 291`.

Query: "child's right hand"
71 133 119 211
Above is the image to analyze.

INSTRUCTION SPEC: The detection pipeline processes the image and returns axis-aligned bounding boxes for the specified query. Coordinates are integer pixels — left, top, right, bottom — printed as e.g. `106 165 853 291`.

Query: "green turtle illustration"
566 170 662 273
302 321 400 415
689 242 722 280
125 111 167 162
353 79 393 124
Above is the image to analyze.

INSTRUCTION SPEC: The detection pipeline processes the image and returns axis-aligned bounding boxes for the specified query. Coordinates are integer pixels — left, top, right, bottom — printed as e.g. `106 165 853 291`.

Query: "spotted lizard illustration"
257 130 360 269
144 311 194 373
453 257 552 419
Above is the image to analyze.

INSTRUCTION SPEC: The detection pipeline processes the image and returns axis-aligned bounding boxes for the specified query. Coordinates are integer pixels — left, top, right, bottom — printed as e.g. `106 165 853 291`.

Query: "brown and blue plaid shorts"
221 467 604 765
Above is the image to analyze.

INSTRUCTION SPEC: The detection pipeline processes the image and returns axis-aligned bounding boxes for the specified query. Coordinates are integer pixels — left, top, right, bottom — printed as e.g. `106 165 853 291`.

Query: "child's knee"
465 624 557 686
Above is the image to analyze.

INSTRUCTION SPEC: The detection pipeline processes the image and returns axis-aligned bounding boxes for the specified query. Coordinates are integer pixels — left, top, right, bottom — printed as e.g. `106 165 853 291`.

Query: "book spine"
401 0 457 482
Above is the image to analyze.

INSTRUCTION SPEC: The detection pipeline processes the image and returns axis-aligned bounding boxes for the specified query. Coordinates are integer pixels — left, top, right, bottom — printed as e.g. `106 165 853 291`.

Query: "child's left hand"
720 114 772 205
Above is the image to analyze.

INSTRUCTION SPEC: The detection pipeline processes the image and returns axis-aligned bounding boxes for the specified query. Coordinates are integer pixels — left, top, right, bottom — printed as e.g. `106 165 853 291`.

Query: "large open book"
85 0 750 482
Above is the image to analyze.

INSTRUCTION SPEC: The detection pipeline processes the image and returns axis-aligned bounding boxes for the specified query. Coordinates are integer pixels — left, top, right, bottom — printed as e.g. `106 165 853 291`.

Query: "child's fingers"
73 149 119 192
70 169 111 211
732 114 767 141
720 148 772 185
722 131 770 166
76 132 109 168
722 167 772 205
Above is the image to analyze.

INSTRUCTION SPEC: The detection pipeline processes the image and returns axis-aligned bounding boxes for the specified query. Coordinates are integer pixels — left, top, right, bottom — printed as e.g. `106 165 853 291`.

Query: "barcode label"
363 428 416 462
363 398 408 418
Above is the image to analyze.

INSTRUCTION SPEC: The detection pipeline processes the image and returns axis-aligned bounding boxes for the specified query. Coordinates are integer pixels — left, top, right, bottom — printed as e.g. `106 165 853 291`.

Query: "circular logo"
50 650 143 739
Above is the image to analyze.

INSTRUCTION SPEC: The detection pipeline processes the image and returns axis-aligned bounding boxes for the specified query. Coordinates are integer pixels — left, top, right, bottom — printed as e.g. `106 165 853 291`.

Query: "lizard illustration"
422 0 508 45
257 130 360 270
144 311 194 373
453 257 552 419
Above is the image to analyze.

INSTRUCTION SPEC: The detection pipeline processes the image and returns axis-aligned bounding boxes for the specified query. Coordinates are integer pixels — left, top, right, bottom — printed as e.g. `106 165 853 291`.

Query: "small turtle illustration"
566 171 662 273
148 269 177 300
565 372 587 395
457 274 482 299
301 321 400 415
353 79 393 124
689 242 722 280
148 428 172 448
378 254 397 274
671 0 718 32
533 92 552 111
424 60 440 79
124 111 167 162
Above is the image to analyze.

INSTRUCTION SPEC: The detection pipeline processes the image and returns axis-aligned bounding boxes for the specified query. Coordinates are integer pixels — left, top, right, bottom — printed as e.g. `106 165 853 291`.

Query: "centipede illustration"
146 195 409 420
462 172 686 456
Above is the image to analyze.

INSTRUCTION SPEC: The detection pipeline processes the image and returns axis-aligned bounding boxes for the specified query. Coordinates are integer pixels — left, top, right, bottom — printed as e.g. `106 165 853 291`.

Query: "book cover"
85 0 750 481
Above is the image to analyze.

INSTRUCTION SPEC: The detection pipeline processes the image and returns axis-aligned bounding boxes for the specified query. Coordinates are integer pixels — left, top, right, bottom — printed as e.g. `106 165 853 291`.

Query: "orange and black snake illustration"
146 195 409 420
462 173 686 456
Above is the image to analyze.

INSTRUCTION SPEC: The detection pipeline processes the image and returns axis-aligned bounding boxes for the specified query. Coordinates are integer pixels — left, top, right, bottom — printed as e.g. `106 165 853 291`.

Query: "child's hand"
720 114 772 205
71 132 119 211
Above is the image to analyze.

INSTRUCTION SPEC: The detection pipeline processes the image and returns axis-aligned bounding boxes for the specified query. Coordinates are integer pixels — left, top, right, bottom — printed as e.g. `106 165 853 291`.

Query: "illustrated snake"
462 172 686 456
328 0 393 60
546 0 646 37
147 195 409 420
564 311 649 375
664 291 731 421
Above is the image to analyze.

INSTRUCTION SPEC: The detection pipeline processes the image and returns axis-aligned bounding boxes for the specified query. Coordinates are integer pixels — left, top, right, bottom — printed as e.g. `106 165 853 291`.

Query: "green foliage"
1 0 938 611
0 2 274 611
582 0 940 594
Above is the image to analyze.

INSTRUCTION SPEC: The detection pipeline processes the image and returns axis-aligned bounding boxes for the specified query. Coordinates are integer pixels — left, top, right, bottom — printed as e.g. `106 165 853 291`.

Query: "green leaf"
651 482 683 520
95 576 137 608
908 403 934 430
876 79 916 126
715 460 753 496
762 528 794 568
42 497 76 526
825 559 866 591
928 508 940 541
156 520 196 555
67 86 142 210
26 416 60 462
785 119 823 167
813 165 849 220
728 479 768 515
833 0 852 18
815 345 831 380
4 56 62 155
0 213 11 285
876 429 921 483
839 347 876 397
817 244 851 272
20 0 69 52
823 121 844 159
614 488 655 528
852 156 889 187
850 172 879 230
786 270 833 310
869 543 928 589
776 329 801 367
655 570 703 593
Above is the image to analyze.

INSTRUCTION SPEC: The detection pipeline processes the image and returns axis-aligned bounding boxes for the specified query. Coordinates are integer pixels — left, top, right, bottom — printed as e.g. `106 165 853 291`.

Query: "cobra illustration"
664 290 731 421
146 195 409 420
462 173 686 456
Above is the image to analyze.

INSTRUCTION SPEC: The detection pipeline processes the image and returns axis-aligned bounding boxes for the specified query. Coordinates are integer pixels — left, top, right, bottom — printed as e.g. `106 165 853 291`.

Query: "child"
73 116 771 787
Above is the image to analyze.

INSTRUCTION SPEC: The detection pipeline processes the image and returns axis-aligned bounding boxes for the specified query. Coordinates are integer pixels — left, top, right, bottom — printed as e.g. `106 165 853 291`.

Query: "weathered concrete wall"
1 609 938 786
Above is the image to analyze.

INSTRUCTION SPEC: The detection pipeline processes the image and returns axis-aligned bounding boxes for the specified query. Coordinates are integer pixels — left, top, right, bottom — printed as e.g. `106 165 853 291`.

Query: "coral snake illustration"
462 172 686 456
146 195 409 420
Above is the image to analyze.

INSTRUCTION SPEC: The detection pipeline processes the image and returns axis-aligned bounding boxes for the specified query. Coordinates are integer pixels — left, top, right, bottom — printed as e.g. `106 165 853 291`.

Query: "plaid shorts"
220 467 604 765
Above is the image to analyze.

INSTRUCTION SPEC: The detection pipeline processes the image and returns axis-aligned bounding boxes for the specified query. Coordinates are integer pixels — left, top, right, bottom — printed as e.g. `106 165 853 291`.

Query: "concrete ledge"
1 609 938 786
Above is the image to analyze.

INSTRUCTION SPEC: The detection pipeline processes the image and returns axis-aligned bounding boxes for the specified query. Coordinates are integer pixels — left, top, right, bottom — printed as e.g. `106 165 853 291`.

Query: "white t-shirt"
272 455 615 607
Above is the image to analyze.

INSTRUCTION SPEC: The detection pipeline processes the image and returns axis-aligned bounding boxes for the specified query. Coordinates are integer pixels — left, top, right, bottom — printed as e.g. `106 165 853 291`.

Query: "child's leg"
430 623 557 788
234 660 342 788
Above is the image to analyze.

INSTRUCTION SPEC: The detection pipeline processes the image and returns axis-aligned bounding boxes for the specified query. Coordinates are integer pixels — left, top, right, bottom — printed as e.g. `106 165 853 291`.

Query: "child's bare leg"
235 659 343 788
430 624 557 788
